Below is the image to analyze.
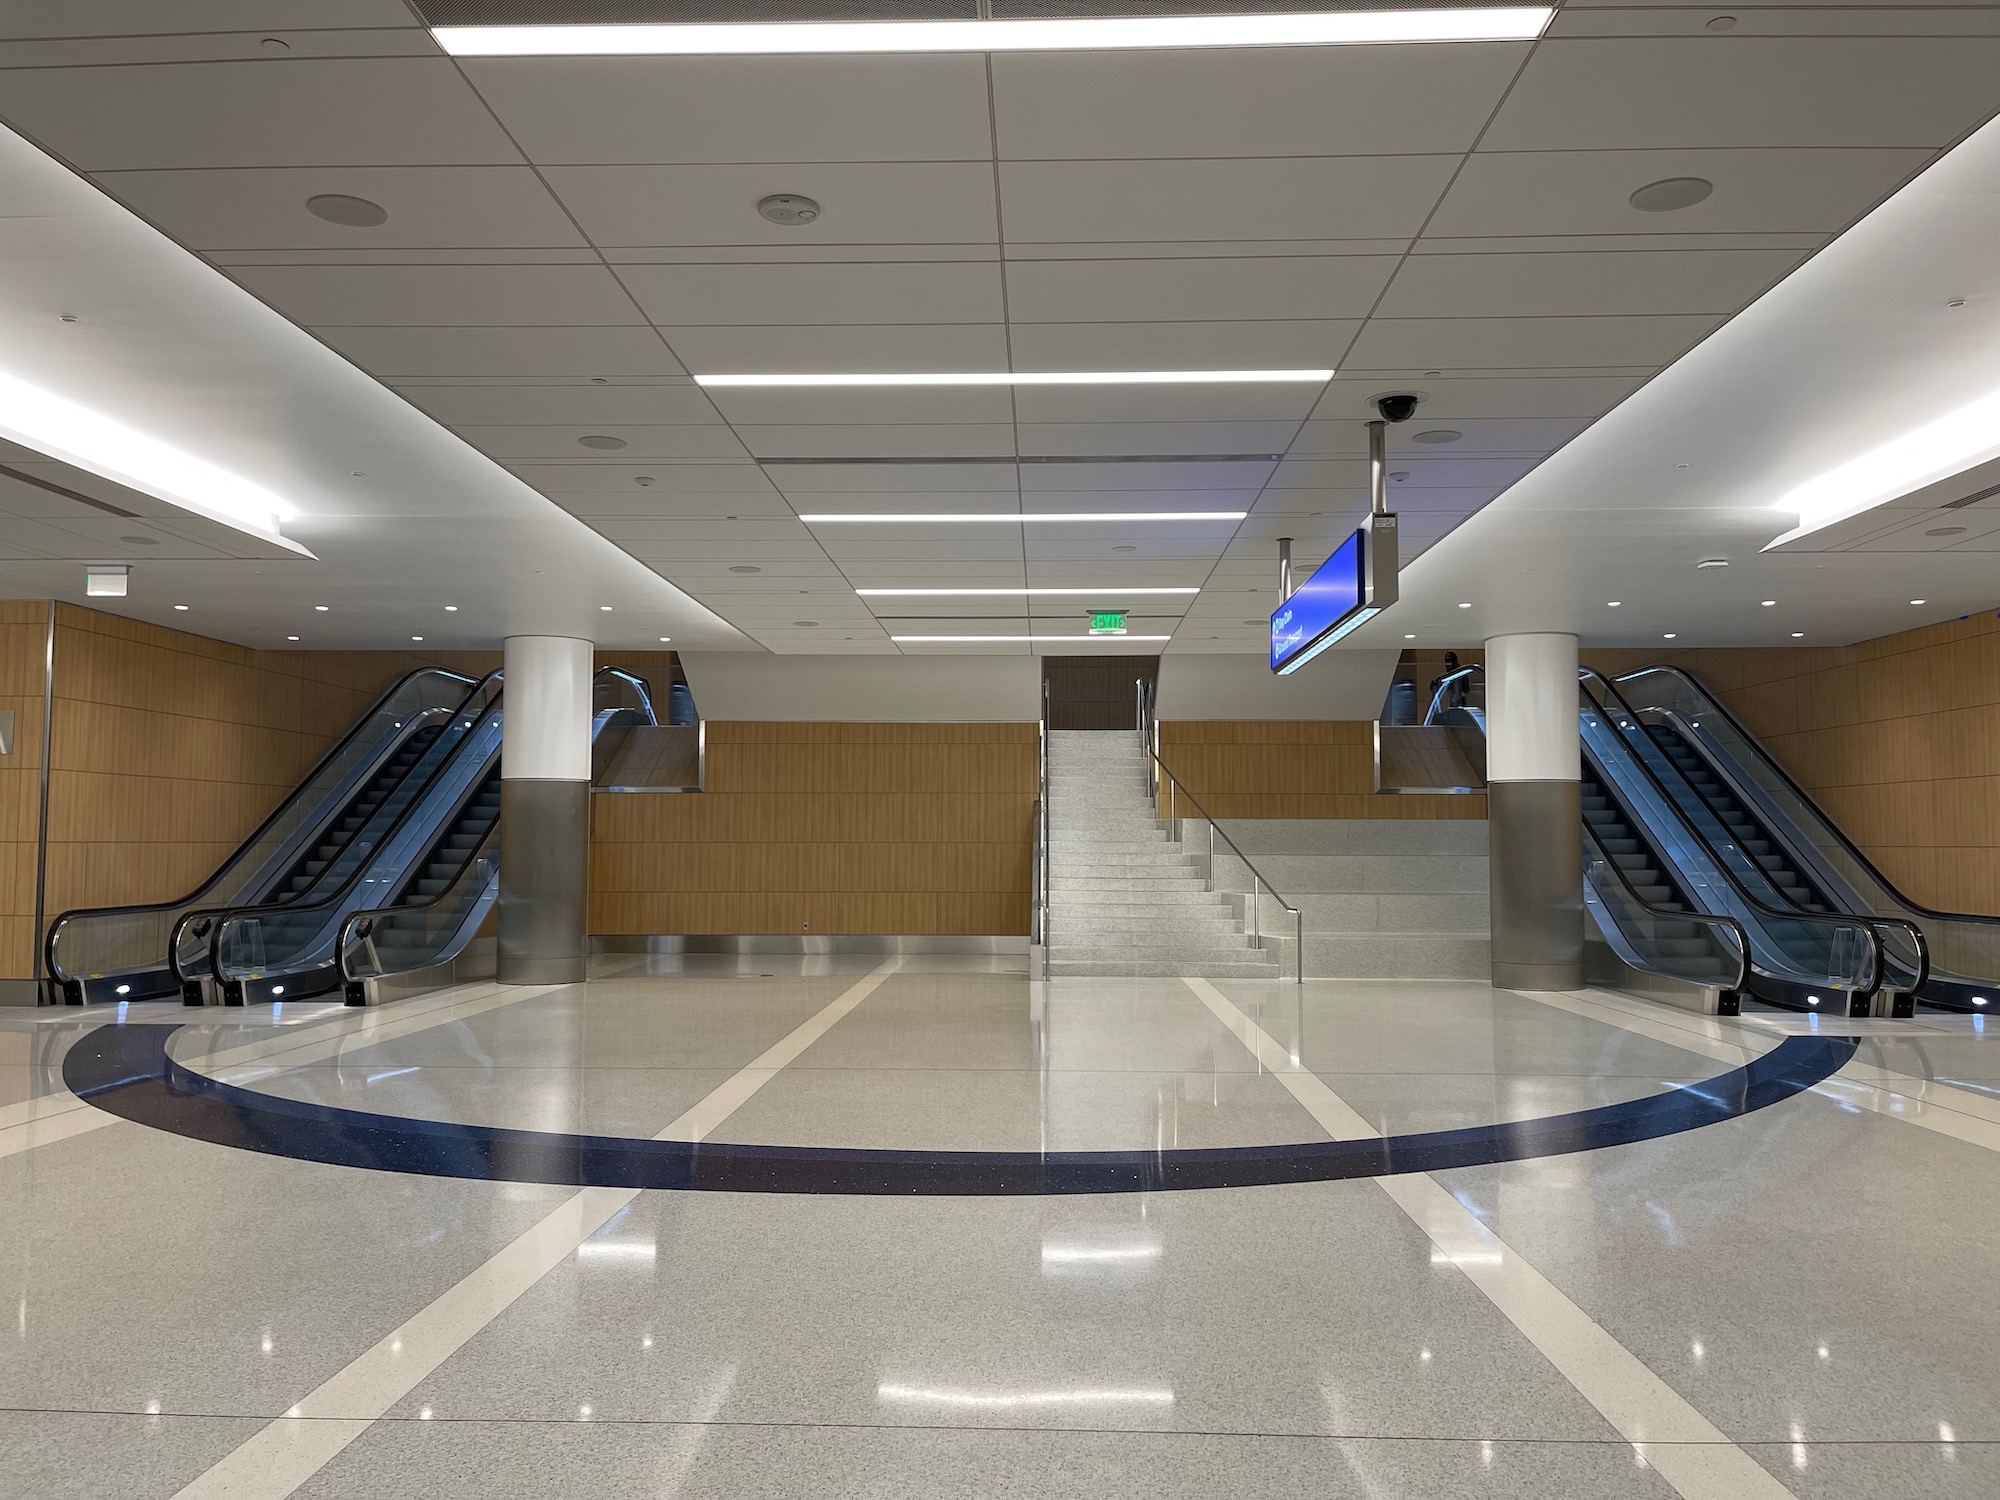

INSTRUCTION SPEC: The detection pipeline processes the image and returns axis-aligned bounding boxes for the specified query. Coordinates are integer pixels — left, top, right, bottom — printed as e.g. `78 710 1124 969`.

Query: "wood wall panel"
0 604 51 981
590 721 1037 936
21 607 508 978
1154 720 1486 820
1582 608 2000 915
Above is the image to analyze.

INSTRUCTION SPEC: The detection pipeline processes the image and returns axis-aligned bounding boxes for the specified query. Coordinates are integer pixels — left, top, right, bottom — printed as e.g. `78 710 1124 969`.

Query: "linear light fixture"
1766 384 2000 548
801 511 1246 523
894 634 1174 642
697 370 1331 388
857 587 1200 596
435 11 1550 57
0 368 299 544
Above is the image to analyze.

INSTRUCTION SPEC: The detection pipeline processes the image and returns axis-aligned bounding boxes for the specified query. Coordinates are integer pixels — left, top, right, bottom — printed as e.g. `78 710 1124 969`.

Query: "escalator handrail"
1582 669 1893 994
1581 818 1751 995
334 667 657 984
206 673 507 982
1421 664 1483 725
1615 664 2000 931
44 666 477 982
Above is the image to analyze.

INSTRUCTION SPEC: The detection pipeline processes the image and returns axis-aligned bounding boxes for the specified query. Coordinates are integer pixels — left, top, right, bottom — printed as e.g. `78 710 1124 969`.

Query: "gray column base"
1489 778 1582 992
498 779 588 986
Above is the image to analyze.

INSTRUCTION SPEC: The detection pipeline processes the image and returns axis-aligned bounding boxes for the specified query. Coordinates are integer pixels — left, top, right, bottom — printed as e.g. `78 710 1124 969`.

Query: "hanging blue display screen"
1269 527 1368 675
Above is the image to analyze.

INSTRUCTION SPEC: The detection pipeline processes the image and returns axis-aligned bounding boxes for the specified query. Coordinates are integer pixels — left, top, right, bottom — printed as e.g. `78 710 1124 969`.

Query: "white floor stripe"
171 956 905 1500
0 964 640 1163
1532 988 2000 1155
1185 977 1795 1500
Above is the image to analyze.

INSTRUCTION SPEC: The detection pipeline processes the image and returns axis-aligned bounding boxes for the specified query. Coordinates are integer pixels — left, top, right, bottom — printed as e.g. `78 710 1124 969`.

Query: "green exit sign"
1090 611 1128 635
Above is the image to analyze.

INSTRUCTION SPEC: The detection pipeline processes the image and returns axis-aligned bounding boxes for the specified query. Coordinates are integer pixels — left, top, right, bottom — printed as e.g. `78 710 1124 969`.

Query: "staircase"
1044 731 1280 979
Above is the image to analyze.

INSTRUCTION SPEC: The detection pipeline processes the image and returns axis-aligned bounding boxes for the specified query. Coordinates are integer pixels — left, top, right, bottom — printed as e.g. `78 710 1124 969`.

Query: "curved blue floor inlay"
63 1024 1856 1196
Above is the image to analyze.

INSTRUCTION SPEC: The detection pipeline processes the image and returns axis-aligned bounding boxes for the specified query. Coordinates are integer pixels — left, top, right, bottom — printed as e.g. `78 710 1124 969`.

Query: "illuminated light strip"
857 586 1199 596
893 634 1174 642
1766 383 2000 548
801 511 1246 523
1273 606 1379 674
696 369 1331 387
0 368 297 542
434 11 1550 57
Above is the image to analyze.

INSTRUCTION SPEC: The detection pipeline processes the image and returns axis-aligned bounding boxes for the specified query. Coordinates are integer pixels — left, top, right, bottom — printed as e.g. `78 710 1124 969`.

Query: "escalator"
206 675 507 1004
44 667 477 1005
1613 665 2000 1012
204 667 659 1006
336 669 657 1004
1421 664 1905 1013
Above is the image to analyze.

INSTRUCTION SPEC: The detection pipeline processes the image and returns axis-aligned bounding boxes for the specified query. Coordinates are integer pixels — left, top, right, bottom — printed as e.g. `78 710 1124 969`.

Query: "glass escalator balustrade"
1615 667 1972 1010
44 667 478 1005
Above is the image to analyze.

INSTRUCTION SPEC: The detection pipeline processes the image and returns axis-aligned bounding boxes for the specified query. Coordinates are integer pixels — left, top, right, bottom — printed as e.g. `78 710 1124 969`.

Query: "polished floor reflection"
4 958 1998 1498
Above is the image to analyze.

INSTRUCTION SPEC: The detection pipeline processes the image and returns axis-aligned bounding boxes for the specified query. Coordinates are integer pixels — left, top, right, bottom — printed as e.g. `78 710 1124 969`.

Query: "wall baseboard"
591 934 1028 956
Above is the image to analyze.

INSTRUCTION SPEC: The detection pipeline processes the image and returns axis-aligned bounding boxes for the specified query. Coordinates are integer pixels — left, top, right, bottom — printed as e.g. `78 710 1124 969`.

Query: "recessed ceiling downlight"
578 435 627 450
758 194 820 225
306 193 388 227
1927 526 1967 537
1413 429 1462 445
119 535 159 546
1697 558 1729 569
729 565 762 573
1629 177 1714 213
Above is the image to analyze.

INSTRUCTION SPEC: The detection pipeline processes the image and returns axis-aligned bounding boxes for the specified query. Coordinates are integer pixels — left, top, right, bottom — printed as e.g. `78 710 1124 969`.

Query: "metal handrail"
1136 678 1304 983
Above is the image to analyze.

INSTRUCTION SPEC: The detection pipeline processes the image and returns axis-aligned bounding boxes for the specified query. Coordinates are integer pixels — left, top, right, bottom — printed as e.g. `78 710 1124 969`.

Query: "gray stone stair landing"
1045 730 1280 979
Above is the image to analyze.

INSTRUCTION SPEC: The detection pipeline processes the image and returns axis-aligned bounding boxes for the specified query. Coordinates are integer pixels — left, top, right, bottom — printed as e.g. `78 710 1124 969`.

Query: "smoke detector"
758 194 820 226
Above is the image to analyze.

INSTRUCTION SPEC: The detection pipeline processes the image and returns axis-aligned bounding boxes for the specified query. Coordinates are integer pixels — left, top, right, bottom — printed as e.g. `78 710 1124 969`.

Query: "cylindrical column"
498 635 593 984
1484 632 1582 990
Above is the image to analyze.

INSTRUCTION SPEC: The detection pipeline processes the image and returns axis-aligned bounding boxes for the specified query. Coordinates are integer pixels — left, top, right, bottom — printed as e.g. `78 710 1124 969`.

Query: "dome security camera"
1374 393 1420 424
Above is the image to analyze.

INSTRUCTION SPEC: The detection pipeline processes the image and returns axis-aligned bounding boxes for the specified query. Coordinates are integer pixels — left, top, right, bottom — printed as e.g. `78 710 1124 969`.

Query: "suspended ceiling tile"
657 323 1009 377
764 467 1018 496
618 261 1006 327
810 533 1030 562
91 165 585 251
1346 314 1724 371
511 461 769 494
392 383 720 426
1307 375 1648 424
317 324 684 379
455 425 750 462
999 157 1459 244
1484 37 2000 151
1007 320 1356 372
734 424 1017 461
540 163 999 248
990 44 1528 160
1377 248 1805 320
1288 417 1594 458
699 386 1013 426
1020 462 1274 492
1427 147 1933 238
1003 255 1398 324
0 58 517 169
1016 422 1298 457
1010 384 1318 424
231 263 644 327
461 54 994 164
